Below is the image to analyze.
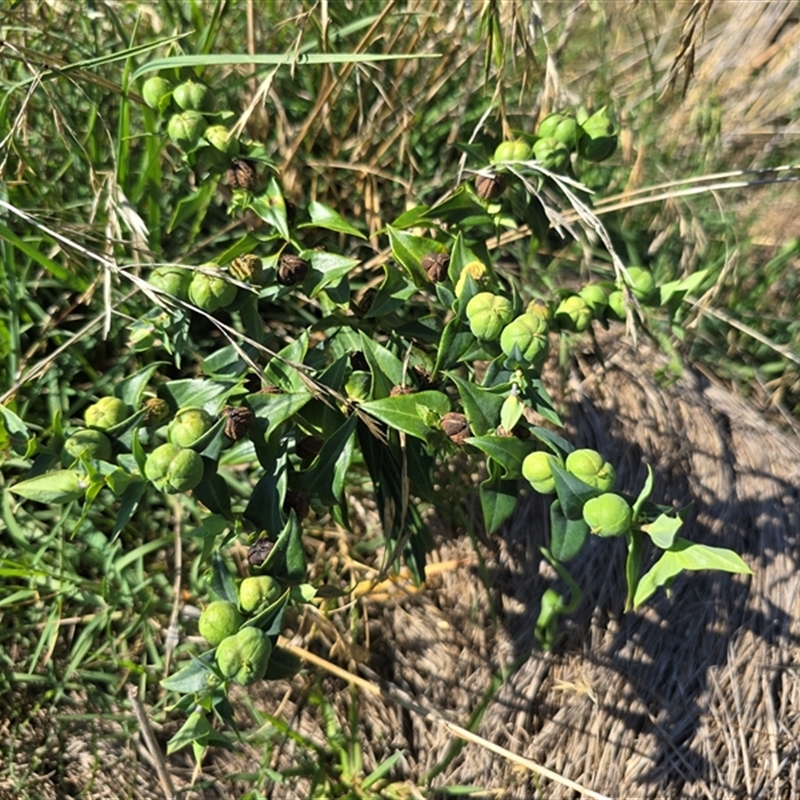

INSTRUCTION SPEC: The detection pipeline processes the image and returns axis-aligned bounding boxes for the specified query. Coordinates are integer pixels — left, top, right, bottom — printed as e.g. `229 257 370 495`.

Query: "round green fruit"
85 397 128 430
204 124 239 157
167 110 207 149
578 284 608 313
466 292 514 341
63 429 112 461
522 451 559 494
578 108 618 162
565 448 616 491
172 79 213 112
149 266 191 300
167 407 215 448
532 137 570 170
537 113 580 149
581 106 615 137
624 267 656 302
216 626 272 686
492 139 531 163
199 600 244 647
555 295 593 332
143 443 204 493
239 576 282 613
582 493 632 537
188 271 237 312
607 289 626 320
500 313 549 363
141 76 173 111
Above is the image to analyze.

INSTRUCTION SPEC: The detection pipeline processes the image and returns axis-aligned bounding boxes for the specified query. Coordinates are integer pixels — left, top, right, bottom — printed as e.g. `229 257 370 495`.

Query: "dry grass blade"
661 0 714 98
281 640 612 800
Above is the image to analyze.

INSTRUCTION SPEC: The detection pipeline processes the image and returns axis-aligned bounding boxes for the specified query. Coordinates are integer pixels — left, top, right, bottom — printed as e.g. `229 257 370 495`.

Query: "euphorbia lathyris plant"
7 77 750 761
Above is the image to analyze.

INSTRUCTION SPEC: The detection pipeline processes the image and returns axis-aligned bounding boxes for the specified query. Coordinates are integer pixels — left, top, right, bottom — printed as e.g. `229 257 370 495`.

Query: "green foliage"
1 2 783 793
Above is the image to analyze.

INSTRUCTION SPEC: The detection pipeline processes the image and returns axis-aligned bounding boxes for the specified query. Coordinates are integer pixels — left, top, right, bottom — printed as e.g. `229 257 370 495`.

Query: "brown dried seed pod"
247 536 274 567
277 254 309 286
222 406 253 441
141 397 170 426
390 385 415 397
475 172 505 201
226 158 256 190
296 435 323 461
283 488 310 521
422 252 450 282
229 253 263 283
441 412 471 445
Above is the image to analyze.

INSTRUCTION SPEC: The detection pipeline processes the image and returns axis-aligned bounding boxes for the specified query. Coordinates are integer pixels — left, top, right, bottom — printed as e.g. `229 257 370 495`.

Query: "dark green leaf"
244 467 286 538
358 332 404 396
479 468 518 534
249 176 290 239
550 500 589 562
159 379 239 414
116 363 166 409
245 590 290 636
365 265 418 318
386 226 434 286
305 250 359 298
388 205 431 230
301 200 366 238
300 415 357 505
551 461 599 520
211 552 238 603
167 183 215 234
161 652 217 693
263 513 306 581
434 318 476 374
360 390 450 441
465 434 532 478
111 480 147 539
263 333 310 393
192 463 232 519
247 391 313 439
449 374 504 436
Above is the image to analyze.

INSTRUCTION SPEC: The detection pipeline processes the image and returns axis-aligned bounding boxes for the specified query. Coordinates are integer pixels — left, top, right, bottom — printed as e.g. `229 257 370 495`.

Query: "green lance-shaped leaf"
262 512 306 582
359 391 450 442
465 434 532 479
641 513 683 550
449 374 505 436
248 391 313 439
633 537 752 608
386 226 435 286
300 415 357 505
249 176 291 239
210 551 239 605
364 264 418 318
300 200 366 239
9 470 87 504
549 499 590 562
161 652 218 694
305 251 359 298
550 461 601 521
479 460 518 534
